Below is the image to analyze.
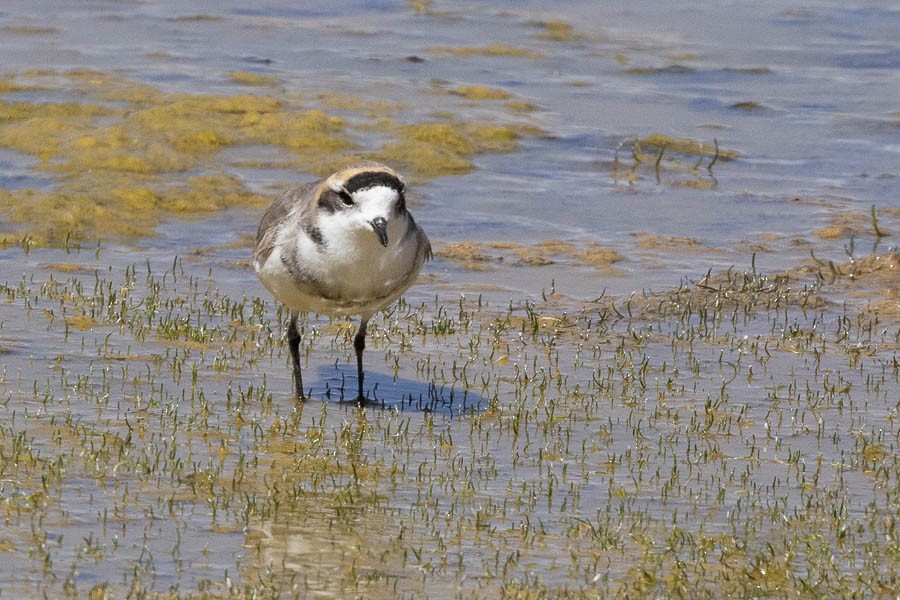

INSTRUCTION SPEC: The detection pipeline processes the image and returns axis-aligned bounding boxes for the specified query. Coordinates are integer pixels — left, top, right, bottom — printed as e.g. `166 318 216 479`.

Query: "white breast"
257 213 422 317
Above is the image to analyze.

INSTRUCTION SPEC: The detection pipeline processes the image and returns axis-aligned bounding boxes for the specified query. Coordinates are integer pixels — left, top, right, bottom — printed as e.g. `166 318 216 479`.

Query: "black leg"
353 318 369 403
287 313 304 399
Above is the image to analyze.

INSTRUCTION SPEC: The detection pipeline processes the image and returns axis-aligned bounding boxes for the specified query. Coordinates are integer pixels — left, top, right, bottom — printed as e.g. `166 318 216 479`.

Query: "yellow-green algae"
427 43 544 59
633 231 715 252
1 25 59 35
812 208 894 241
826 251 900 317
531 19 579 42
228 71 280 87
407 0 433 14
433 80 539 112
170 14 224 22
0 75 35 95
1 173 269 245
438 239 623 271
610 134 739 189
452 85 513 101
309 91 403 115
373 121 524 178
0 70 538 246
639 134 739 160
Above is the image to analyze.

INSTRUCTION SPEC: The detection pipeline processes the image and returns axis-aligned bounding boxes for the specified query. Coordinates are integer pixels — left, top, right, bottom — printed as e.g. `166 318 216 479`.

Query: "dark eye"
339 190 354 206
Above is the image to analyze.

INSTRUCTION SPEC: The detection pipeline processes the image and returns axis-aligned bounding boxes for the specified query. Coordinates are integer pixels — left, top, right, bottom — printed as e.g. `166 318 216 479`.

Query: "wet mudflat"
0 1 897 597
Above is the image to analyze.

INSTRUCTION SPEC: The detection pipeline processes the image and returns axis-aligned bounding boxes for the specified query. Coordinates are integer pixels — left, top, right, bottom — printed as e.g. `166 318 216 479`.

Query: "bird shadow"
302 363 487 415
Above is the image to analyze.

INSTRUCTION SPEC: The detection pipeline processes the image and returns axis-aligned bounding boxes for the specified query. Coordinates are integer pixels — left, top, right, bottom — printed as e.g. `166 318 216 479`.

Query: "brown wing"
253 181 320 266
389 214 432 297
413 215 433 263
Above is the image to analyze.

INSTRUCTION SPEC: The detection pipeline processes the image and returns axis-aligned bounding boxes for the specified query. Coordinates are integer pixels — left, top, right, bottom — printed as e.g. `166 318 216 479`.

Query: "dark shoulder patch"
305 223 325 247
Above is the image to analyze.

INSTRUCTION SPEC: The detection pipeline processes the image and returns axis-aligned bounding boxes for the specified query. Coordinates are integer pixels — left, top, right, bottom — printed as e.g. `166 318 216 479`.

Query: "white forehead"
350 185 399 206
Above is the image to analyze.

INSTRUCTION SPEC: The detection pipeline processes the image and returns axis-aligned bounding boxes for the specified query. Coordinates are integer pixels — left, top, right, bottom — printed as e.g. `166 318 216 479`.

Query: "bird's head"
320 162 407 248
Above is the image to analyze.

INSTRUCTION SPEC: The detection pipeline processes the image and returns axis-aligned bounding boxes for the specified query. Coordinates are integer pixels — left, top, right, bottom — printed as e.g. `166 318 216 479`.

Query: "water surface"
0 1 897 597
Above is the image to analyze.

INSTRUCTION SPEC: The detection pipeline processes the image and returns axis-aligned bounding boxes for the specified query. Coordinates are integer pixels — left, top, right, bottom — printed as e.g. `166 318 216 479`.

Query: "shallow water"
1 1 896 288
0 1 898 597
